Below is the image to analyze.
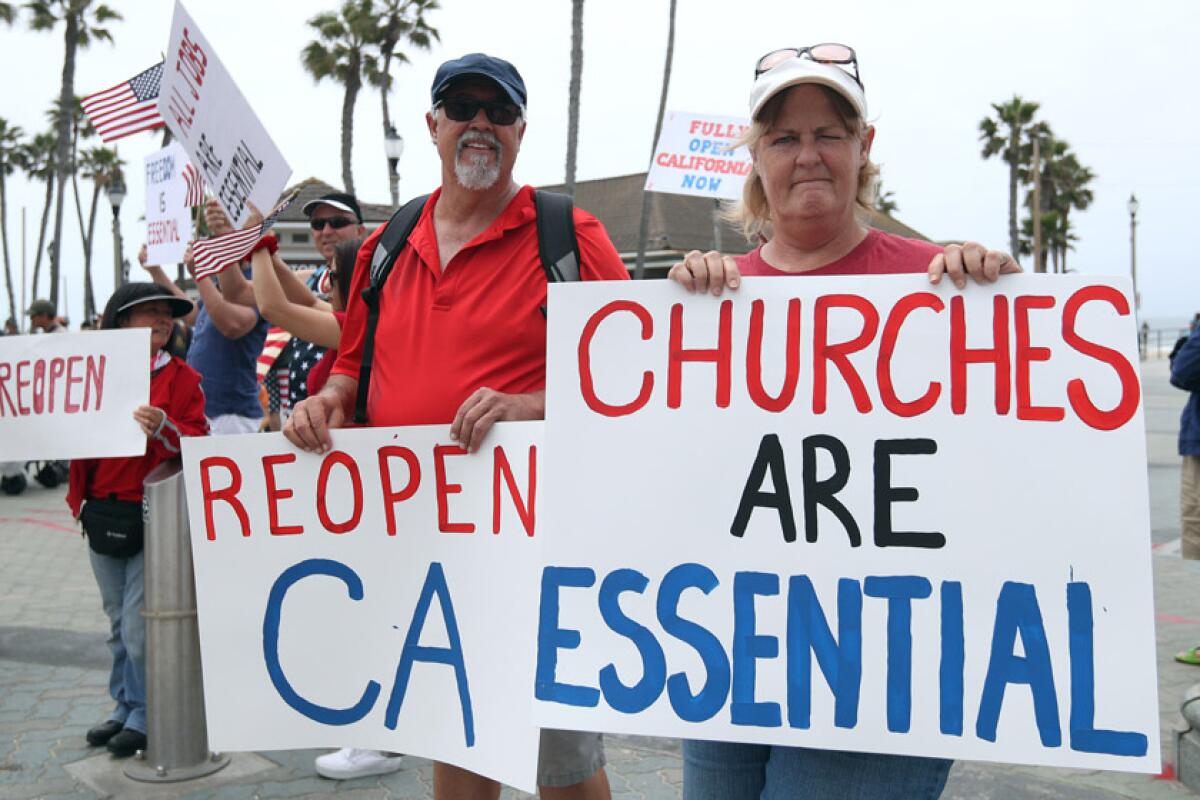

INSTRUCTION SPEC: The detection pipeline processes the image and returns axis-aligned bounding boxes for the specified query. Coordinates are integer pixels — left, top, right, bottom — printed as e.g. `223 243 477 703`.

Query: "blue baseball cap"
430 53 527 108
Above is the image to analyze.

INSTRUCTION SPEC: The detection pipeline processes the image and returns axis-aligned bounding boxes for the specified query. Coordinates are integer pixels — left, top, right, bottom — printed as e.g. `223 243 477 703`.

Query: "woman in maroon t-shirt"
668 46 1020 800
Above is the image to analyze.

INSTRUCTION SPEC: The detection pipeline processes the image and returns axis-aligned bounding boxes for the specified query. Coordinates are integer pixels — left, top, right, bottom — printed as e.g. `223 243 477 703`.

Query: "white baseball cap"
749 56 867 121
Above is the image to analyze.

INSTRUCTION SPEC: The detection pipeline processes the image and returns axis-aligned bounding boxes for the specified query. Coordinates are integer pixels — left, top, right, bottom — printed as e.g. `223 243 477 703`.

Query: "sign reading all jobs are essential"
645 110 752 200
0 329 150 461
159 1 291 228
181 425 544 793
534 275 1160 774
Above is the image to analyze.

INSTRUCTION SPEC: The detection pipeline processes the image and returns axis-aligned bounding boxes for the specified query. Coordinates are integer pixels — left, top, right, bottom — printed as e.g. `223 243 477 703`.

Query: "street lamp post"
106 168 127 292
1128 193 1140 313
384 125 405 208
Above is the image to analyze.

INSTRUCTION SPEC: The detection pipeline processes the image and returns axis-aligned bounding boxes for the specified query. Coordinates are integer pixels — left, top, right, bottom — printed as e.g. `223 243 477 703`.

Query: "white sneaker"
314 748 404 780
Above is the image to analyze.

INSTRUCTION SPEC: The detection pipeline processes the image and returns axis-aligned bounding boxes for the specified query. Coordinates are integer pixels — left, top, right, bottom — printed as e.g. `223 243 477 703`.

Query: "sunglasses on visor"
310 217 357 231
754 44 862 86
436 97 522 126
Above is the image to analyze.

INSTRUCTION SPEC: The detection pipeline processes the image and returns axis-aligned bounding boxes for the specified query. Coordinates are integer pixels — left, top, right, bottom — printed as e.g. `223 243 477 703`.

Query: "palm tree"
634 0 677 280
27 0 121 308
368 0 438 204
76 146 118 319
565 0 584 196
0 3 14 23
22 131 57 303
302 0 379 195
979 95 1039 258
0 118 25 325
874 179 899 216
47 97 95 259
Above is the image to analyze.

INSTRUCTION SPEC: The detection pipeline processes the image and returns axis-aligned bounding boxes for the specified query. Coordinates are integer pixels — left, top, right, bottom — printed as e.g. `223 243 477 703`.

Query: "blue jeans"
89 549 146 735
682 740 951 799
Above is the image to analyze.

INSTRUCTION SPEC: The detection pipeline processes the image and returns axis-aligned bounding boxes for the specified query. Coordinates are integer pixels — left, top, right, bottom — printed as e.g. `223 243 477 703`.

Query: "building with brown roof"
539 172 931 278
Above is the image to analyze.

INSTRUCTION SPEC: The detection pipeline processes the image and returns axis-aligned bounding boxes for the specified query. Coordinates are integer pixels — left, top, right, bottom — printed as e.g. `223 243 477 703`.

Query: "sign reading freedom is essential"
180 425 542 792
159 1 291 228
144 141 193 266
535 275 1159 773
0 329 149 461
644 110 751 200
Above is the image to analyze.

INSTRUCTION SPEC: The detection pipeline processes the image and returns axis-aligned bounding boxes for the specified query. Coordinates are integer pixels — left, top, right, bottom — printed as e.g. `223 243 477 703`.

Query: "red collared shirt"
333 185 630 426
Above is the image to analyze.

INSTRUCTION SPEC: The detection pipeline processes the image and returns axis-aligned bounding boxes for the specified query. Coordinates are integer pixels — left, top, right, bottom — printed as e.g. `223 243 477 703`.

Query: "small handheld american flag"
182 163 205 207
190 191 298 281
80 62 165 144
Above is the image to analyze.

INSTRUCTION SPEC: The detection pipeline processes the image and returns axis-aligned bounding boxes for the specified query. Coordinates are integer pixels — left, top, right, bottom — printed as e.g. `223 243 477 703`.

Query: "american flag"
182 163 205 207
190 192 297 281
80 62 165 143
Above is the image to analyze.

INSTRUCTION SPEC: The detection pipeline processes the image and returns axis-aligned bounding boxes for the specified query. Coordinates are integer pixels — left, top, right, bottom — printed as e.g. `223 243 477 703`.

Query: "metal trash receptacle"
125 460 230 782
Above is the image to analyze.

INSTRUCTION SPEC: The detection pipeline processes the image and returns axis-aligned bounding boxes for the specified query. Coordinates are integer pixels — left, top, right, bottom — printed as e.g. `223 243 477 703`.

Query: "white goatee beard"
455 132 503 190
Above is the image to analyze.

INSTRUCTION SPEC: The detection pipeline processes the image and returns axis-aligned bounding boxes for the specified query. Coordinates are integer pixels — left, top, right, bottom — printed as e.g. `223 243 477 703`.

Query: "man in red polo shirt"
286 53 627 799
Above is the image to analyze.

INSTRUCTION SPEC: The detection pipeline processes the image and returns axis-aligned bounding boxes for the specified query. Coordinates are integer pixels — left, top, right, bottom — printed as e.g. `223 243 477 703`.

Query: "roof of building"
538 172 931 254
276 177 393 224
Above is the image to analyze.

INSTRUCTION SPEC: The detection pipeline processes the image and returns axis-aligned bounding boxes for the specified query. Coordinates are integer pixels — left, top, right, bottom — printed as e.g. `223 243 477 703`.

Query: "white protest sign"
181 425 542 792
159 0 291 227
0 329 149 461
535 275 1159 774
644 110 752 200
144 141 193 266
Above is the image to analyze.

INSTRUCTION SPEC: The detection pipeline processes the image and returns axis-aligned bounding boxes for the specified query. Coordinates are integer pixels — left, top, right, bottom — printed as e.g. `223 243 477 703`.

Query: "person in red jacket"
68 283 209 758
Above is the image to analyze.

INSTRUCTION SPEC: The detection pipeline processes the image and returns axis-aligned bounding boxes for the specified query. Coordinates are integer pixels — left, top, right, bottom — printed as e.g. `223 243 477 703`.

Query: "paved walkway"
0 357 1196 799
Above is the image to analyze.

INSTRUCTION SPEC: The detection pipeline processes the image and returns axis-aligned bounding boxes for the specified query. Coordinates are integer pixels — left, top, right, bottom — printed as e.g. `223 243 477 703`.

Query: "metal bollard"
125 460 231 783
1177 683 1200 791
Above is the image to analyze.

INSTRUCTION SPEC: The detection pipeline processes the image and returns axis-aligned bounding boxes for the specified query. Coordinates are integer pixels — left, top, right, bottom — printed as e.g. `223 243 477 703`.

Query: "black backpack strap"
354 194 430 424
534 190 581 318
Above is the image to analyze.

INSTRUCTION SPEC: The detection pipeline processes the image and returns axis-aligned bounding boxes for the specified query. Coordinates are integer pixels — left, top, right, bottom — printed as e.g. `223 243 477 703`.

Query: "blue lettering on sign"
1067 581 1148 756
787 576 861 729
658 563 731 722
598 569 667 713
939 581 965 736
262 559 382 725
976 582 1061 747
533 567 1148 758
732 571 781 727
384 562 476 747
681 174 723 192
535 566 600 707
864 576 932 734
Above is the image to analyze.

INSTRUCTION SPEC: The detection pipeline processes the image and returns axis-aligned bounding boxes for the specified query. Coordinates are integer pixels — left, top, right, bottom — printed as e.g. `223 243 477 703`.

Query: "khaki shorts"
537 729 605 788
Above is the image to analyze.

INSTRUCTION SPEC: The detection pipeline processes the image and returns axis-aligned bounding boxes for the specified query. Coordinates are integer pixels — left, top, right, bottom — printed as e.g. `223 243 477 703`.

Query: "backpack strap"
534 190 580 284
354 194 430 424
354 190 582 424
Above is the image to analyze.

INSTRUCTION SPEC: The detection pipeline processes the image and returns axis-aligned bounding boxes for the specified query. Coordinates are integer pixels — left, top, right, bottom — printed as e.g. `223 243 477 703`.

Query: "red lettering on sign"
813 295 879 414
1062 286 1139 431
578 300 654 417
493 445 536 537
199 456 250 541
747 298 801 413
378 446 421 536
434 445 474 534
262 454 303 536
315 450 363 534
950 295 1011 416
668 300 732 409
1014 296 1065 422
877 292 944 417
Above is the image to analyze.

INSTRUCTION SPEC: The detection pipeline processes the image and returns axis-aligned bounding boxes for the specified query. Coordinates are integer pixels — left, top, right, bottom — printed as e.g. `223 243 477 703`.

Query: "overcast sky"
0 0 1196 327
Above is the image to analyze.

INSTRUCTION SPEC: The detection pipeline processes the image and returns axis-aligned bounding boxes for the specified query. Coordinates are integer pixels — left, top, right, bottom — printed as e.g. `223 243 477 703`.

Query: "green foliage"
874 179 899 216
0 118 27 178
25 0 121 45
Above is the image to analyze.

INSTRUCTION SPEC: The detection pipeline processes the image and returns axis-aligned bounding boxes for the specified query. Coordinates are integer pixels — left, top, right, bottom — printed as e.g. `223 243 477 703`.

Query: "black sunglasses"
755 43 862 87
437 96 522 126
310 217 357 231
